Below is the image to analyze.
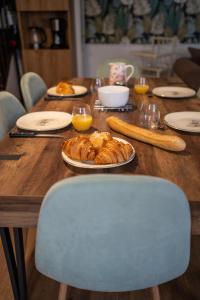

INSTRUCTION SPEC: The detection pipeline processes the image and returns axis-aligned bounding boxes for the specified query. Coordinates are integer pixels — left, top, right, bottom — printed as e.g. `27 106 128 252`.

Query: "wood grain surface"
0 77 199 233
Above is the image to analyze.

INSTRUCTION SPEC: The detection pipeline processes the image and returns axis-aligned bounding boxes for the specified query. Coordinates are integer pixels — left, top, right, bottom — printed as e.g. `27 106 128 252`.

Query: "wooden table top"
0 77 199 233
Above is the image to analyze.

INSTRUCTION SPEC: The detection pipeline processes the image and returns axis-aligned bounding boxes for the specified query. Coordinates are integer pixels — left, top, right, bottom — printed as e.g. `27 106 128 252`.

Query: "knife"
9 132 64 138
44 95 66 101
0 153 25 160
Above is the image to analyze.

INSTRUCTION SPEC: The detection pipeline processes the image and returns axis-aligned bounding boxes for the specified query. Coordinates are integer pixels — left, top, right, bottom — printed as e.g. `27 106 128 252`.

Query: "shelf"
19 11 69 49
24 47 69 51
16 0 69 11
16 0 76 86
23 49 70 53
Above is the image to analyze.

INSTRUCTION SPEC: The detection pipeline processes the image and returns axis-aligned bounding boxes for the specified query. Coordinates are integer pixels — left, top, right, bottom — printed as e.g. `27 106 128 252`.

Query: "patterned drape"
84 0 200 44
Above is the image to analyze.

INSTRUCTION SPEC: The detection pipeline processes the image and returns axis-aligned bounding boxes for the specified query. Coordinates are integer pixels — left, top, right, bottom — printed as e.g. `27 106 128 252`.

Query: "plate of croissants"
47 81 87 97
62 131 135 169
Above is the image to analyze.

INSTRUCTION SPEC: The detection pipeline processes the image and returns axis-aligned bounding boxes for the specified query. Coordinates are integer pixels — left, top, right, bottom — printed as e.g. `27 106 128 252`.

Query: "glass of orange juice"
72 104 93 131
134 77 149 94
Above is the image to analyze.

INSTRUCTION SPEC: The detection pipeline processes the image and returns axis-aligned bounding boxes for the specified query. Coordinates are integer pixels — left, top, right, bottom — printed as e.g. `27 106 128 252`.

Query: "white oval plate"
16 111 72 131
47 85 88 97
164 111 200 132
152 86 196 98
62 137 136 169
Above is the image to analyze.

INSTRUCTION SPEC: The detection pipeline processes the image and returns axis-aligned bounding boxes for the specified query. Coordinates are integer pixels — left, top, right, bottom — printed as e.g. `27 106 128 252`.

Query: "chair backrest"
97 58 141 79
35 174 191 292
0 91 26 140
20 72 47 110
151 36 178 56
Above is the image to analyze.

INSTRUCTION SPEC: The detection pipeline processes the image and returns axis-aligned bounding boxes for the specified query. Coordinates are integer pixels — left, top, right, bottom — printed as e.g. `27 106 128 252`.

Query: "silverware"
0 152 26 160
44 95 67 101
9 132 64 138
44 95 85 101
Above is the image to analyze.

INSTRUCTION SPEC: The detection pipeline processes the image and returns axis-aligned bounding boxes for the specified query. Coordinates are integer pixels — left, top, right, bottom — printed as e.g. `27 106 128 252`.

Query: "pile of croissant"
56 81 75 95
62 132 133 164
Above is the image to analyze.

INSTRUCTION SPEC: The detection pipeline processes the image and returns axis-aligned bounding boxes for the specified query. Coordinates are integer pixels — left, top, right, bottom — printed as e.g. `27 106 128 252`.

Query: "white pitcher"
109 62 134 85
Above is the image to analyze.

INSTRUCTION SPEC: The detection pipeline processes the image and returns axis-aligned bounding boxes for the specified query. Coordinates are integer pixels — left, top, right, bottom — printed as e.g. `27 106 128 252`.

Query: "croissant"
62 136 96 161
56 81 75 95
95 139 133 164
89 131 112 150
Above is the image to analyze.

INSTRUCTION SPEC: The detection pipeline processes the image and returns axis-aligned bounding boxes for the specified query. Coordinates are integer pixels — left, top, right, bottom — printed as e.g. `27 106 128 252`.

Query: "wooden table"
0 77 200 300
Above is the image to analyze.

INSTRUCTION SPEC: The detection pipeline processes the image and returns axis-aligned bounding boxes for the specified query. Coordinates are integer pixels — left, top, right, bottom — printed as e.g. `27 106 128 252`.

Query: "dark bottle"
50 18 68 49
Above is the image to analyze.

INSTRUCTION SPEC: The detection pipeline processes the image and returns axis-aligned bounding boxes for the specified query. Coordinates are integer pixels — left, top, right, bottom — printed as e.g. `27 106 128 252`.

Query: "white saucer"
62 137 135 169
47 85 87 97
164 112 200 132
152 86 196 98
16 111 72 131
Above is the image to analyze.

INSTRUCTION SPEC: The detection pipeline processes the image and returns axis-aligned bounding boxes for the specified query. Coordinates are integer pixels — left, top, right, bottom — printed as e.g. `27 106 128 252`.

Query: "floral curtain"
84 0 200 44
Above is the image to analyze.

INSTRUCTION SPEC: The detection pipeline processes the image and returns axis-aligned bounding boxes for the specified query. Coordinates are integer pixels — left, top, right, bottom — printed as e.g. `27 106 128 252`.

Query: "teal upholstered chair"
35 175 191 300
20 72 47 110
0 91 26 141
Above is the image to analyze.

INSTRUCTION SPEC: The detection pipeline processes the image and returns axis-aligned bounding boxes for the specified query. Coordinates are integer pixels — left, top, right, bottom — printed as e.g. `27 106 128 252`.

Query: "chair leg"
151 285 161 300
58 283 68 300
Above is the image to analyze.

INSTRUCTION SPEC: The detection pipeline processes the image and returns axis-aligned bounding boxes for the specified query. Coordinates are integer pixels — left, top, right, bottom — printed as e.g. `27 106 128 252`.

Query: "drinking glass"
72 104 93 131
139 103 160 129
90 77 105 94
134 77 149 94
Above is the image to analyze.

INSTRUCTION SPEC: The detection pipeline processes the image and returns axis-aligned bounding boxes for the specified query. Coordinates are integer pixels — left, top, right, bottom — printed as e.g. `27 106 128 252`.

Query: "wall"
84 0 200 44
82 43 192 77
74 1 199 77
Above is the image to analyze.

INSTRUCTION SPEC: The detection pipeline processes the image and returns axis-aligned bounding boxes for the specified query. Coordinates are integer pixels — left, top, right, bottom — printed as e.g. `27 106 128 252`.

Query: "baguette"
106 116 186 152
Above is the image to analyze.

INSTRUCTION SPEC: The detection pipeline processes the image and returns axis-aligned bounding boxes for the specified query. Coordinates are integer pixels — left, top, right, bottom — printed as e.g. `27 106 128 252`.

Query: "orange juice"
72 114 93 131
134 84 149 94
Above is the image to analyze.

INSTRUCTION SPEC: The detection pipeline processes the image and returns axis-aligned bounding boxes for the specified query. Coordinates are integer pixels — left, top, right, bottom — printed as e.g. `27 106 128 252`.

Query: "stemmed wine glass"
134 77 149 94
90 77 105 94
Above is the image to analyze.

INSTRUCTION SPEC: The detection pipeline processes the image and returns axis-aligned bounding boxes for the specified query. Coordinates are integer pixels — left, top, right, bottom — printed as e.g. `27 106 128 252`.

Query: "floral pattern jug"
109 62 134 85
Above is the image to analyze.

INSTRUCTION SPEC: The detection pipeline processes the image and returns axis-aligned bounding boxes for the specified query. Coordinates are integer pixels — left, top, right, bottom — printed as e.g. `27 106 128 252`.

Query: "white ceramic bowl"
98 85 129 107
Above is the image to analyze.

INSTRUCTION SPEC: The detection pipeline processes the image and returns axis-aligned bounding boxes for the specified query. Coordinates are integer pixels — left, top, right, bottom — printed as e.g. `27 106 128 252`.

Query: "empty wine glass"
90 77 105 94
139 103 160 129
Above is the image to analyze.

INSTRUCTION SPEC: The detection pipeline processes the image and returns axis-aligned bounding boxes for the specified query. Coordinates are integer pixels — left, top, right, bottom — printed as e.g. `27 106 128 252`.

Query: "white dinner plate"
16 111 72 131
164 111 200 133
62 137 136 169
47 85 88 97
152 86 196 98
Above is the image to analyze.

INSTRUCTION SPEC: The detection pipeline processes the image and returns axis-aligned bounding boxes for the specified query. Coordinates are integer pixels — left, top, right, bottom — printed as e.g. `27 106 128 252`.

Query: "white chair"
132 36 178 77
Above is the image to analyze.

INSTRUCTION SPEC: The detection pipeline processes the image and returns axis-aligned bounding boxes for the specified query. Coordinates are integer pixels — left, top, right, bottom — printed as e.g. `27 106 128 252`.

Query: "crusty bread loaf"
106 116 186 152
